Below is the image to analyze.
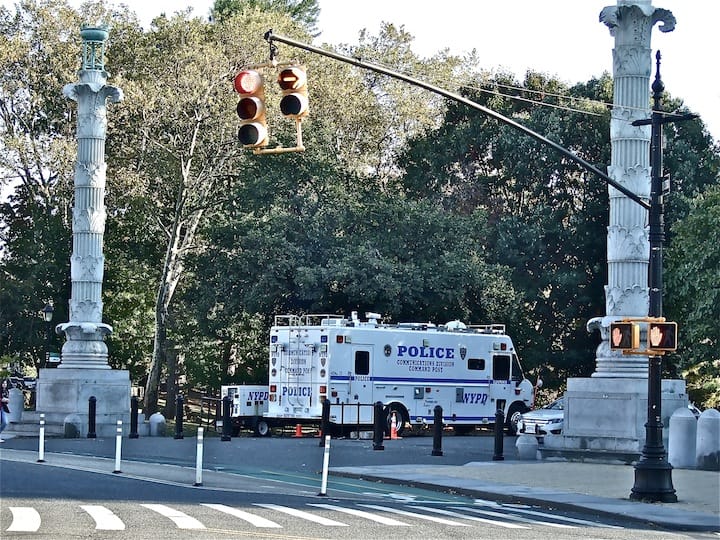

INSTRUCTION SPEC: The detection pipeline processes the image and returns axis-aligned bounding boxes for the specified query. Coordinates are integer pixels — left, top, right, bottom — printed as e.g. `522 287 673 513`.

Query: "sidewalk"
1 431 718 532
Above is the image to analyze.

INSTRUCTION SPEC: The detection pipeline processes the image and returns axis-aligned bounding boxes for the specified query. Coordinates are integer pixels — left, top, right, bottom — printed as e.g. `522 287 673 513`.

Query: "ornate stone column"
34 25 130 437
56 25 122 369
587 0 675 378
542 1 687 459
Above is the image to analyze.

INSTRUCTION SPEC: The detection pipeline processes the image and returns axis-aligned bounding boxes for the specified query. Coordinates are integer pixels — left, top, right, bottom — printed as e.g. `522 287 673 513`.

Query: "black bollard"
492 408 505 461
221 394 232 441
432 405 443 456
174 394 184 439
87 396 97 438
129 395 139 439
372 401 384 451
319 398 330 447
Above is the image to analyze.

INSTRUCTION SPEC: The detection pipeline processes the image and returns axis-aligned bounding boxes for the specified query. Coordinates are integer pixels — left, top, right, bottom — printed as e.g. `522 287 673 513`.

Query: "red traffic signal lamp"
648 322 678 351
610 322 640 350
277 66 309 118
233 69 268 147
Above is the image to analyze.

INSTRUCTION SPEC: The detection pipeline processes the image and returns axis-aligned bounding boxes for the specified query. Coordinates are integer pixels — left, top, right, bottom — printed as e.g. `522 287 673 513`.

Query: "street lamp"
40 301 54 369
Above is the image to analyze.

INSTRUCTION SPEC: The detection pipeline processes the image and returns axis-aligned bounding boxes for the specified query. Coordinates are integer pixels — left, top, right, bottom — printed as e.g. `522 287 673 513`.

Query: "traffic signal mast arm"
263 30 650 210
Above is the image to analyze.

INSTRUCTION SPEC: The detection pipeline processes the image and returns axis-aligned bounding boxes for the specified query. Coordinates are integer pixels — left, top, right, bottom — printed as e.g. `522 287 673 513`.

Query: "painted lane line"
409 505 530 529
80 505 125 530
253 503 348 526
308 503 409 526
7 507 41 532
452 506 575 528
359 504 470 526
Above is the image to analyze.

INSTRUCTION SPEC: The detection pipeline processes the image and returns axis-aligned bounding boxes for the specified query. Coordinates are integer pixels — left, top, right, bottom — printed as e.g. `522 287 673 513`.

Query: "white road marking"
7 507 41 532
410 505 530 529
253 503 348 526
140 504 205 529
80 505 125 530
359 504 470 526
309 503 409 525
201 503 282 528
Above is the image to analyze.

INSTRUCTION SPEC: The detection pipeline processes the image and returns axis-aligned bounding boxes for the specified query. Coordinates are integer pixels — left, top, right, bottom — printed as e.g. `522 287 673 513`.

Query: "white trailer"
266 311 535 436
220 384 271 436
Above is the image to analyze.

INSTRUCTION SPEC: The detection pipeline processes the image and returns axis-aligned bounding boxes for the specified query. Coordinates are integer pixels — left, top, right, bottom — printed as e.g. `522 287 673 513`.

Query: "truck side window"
511 354 524 382
468 358 485 371
493 355 510 381
355 350 370 375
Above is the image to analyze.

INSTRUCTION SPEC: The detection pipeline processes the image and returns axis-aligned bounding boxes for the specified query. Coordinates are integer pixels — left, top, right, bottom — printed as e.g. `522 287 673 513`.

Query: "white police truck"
265 311 535 436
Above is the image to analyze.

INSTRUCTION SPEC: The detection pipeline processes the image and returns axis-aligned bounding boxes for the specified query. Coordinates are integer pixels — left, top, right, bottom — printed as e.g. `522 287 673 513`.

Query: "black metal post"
221 394 232 441
372 401 384 451
630 52 678 503
174 394 184 439
319 398 330 446
431 405 443 456
493 409 505 461
87 396 96 438
129 395 139 439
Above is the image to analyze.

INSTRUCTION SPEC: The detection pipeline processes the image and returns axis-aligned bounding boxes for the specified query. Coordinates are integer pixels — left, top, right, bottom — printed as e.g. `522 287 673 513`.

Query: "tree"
212 0 320 33
665 184 720 407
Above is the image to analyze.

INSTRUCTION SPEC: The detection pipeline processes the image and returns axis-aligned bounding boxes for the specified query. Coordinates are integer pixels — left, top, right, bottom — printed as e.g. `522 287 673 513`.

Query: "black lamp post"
629 52 697 503
41 301 54 369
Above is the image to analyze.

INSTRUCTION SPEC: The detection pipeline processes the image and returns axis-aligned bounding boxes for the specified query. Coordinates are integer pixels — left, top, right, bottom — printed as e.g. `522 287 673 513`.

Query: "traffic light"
234 69 268 147
609 322 640 350
648 322 678 351
277 66 309 118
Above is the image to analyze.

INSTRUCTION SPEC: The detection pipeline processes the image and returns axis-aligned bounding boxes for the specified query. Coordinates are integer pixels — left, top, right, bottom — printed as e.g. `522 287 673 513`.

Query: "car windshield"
547 399 564 410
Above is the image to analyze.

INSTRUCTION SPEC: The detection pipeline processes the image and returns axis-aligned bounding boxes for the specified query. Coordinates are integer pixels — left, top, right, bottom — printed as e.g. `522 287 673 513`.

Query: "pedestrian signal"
277 66 309 118
648 322 678 351
234 69 268 147
610 322 639 350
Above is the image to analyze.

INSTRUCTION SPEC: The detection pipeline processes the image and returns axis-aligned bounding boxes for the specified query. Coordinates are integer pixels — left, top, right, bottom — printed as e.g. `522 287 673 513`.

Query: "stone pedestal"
35 368 130 437
541 377 686 462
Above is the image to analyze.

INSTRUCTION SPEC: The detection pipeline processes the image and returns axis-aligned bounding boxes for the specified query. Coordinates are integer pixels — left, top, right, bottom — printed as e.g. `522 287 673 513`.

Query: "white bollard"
668 407 697 469
696 408 720 471
194 427 204 486
516 434 539 460
113 420 122 473
37 414 45 463
318 435 331 496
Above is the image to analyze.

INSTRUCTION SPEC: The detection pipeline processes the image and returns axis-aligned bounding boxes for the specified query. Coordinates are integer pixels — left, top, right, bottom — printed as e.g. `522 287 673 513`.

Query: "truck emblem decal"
271 357 276 366
384 345 391 356
320 357 326 367
460 347 467 360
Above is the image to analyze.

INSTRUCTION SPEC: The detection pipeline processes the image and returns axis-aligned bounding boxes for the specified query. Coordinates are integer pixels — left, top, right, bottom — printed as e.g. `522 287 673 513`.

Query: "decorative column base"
56 322 112 369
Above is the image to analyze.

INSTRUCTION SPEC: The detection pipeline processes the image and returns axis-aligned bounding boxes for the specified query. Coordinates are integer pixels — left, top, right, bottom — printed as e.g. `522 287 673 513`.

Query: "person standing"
0 378 10 442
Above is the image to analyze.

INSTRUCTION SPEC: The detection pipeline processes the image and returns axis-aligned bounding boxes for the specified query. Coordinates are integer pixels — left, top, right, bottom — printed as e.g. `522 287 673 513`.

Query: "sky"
1 0 718 139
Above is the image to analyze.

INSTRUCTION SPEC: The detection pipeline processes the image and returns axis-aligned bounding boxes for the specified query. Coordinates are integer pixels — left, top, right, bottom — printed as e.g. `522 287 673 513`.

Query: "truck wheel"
384 404 408 437
506 402 528 435
252 417 271 437
231 425 241 437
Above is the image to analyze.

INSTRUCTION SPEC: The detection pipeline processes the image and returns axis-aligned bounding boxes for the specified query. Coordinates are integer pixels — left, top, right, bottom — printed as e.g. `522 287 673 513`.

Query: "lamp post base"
630 458 677 502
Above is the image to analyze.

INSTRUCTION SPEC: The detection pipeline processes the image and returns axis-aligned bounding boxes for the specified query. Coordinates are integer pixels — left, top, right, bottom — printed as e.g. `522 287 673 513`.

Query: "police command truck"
266 311 535 436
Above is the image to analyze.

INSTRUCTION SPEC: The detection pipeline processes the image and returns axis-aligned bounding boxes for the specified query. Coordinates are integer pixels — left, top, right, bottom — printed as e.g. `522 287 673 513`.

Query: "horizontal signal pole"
264 30 650 211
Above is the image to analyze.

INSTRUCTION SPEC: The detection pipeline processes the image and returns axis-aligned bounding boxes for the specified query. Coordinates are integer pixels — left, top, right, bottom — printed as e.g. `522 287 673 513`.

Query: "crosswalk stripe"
80 505 125 530
359 504 470 526
201 503 282 528
7 507 41 532
140 504 205 529
409 505 530 529
253 503 348 526
452 506 575 528
308 503 409 526
497 506 620 528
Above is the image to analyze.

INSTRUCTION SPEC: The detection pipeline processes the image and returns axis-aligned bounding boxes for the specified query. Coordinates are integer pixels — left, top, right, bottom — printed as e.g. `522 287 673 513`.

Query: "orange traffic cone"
293 424 303 437
390 412 400 440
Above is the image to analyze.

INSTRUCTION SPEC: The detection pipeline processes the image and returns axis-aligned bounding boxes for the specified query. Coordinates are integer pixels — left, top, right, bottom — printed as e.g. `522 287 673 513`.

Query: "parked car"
518 398 564 439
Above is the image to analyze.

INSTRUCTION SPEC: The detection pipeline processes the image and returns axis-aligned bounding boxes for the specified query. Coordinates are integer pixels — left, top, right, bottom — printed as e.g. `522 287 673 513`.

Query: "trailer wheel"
252 417 271 437
384 404 409 437
506 402 528 435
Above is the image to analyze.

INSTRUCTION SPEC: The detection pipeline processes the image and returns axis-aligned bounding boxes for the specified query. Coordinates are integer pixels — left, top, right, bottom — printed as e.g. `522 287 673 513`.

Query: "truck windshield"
511 354 524 382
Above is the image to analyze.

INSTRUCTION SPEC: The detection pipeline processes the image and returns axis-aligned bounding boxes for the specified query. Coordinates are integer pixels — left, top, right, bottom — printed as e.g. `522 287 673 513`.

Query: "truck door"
349 346 372 424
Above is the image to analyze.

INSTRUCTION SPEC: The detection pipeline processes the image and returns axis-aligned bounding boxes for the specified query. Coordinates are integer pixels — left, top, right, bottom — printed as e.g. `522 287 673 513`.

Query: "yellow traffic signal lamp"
610 322 640 350
277 66 309 118
233 69 268 147
648 322 678 351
